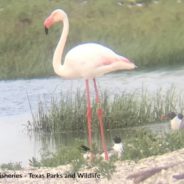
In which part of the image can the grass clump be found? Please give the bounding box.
[124,129,184,160]
[29,139,84,168]
[93,160,116,179]
[29,140,116,179]
[31,87,184,133]
[0,162,22,171]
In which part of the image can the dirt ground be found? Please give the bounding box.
[0,148,184,184]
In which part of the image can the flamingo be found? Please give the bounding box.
[44,9,137,160]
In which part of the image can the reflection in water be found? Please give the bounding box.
[0,67,183,166]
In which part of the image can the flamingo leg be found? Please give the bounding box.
[93,78,109,160]
[85,80,92,148]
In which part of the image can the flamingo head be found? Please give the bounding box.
[44,9,67,34]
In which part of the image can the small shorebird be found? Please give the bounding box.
[80,145,95,162]
[161,112,184,130]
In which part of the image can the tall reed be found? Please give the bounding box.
[31,87,184,133]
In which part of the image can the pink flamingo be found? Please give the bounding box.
[44,9,137,160]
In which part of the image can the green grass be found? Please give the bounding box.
[124,129,184,160]
[43,130,184,162]
[30,87,184,133]
[0,0,184,79]
[29,141,115,179]
[0,162,22,170]
[26,128,184,179]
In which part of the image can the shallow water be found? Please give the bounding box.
[0,67,183,166]
[1,66,184,118]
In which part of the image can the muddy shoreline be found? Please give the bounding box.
[0,149,184,184]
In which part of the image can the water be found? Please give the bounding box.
[0,115,41,166]
[1,66,184,118]
[0,67,184,166]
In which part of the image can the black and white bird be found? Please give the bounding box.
[161,112,184,130]
[100,136,124,159]
[80,145,94,161]
[80,136,124,161]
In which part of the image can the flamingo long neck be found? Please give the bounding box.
[53,13,69,77]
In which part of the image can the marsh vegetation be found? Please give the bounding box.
[31,88,184,132]
[0,0,184,79]
[22,129,184,179]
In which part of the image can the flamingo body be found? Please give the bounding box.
[64,43,135,79]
